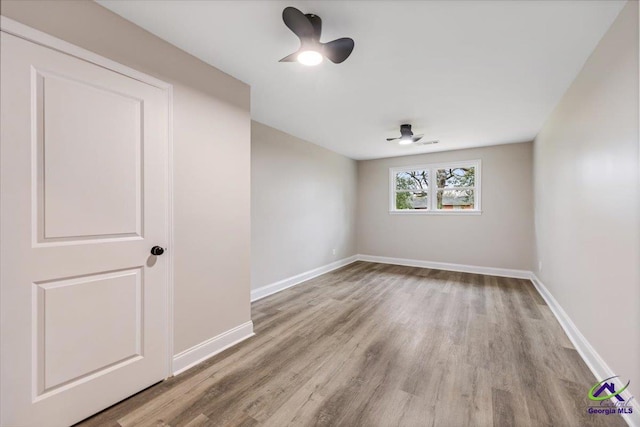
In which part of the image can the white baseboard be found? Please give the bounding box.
[251,254,530,303]
[529,274,638,427]
[172,321,254,376]
[251,255,359,302]
[357,254,531,279]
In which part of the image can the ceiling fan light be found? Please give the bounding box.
[297,50,323,66]
[398,137,413,145]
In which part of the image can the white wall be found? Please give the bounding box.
[251,121,358,290]
[2,0,252,355]
[357,142,534,270]
[533,0,639,393]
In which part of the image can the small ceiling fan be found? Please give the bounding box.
[280,6,355,66]
[387,124,438,146]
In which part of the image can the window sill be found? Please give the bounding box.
[389,210,482,216]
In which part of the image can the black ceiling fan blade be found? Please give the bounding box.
[279,51,299,62]
[305,14,322,41]
[282,7,315,41]
[322,38,355,64]
[412,134,424,142]
[386,137,400,142]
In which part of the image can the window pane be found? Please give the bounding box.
[396,170,429,191]
[436,167,475,188]
[396,191,429,210]
[436,189,474,210]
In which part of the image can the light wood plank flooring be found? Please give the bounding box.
[77,262,625,427]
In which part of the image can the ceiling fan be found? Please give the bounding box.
[387,124,438,146]
[280,6,355,66]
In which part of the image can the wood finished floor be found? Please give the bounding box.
[77,262,625,427]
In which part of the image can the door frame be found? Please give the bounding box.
[0,16,175,380]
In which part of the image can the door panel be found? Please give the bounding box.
[38,268,143,393]
[37,70,143,241]
[1,32,169,427]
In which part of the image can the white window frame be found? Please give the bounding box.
[389,160,482,215]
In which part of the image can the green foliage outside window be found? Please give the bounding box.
[395,171,428,209]
[396,192,412,209]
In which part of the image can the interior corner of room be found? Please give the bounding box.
[0,0,638,426]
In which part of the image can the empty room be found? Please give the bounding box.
[0,1,638,426]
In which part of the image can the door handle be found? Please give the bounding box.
[150,246,165,256]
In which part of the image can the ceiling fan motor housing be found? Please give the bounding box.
[400,124,413,136]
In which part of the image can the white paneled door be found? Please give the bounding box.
[1,30,170,427]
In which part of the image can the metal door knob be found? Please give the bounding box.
[150,246,165,256]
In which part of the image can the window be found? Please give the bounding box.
[389,160,481,214]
